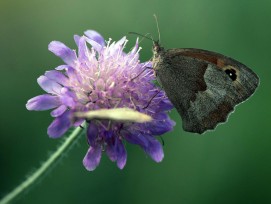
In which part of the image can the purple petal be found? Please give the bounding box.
[155,99,174,111]
[78,37,89,61]
[104,131,114,140]
[55,65,69,70]
[147,114,175,135]
[59,87,76,108]
[106,138,118,162]
[130,38,139,55]
[66,66,82,84]
[50,105,67,117]
[124,131,149,147]
[127,38,139,62]
[106,137,127,169]
[47,110,71,138]
[73,118,84,127]
[26,94,60,111]
[85,38,103,53]
[116,139,127,169]
[87,123,99,146]
[115,36,126,47]
[73,35,81,47]
[48,41,77,66]
[45,70,69,86]
[152,112,168,120]
[84,30,105,47]
[145,136,164,162]
[124,131,164,162]
[83,146,102,171]
[37,76,62,95]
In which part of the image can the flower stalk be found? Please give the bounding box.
[0,124,85,204]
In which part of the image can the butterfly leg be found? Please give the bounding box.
[130,66,152,81]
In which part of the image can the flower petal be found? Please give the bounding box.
[37,75,62,95]
[84,30,105,52]
[50,105,67,117]
[55,65,69,70]
[106,137,127,169]
[26,94,60,111]
[155,99,174,111]
[127,38,139,63]
[85,38,103,53]
[47,110,71,138]
[84,30,105,47]
[87,122,99,146]
[78,36,89,62]
[59,87,76,108]
[144,135,164,162]
[130,37,139,55]
[73,35,81,47]
[124,131,163,162]
[106,138,118,162]
[147,114,175,135]
[48,41,77,66]
[83,146,102,171]
[124,131,149,147]
[66,66,83,84]
[115,36,126,47]
[45,70,69,86]
[116,139,127,169]
[73,118,84,127]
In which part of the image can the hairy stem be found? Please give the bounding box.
[0,123,85,204]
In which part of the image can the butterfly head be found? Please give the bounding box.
[152,41,164,58]
[153,41,163,52]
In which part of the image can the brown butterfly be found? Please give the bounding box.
[152,44,259,134]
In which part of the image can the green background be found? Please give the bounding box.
[1,0,270,203]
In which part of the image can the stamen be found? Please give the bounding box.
[108,81,115,89]
[129,47,142,65]
[130,95,137,109]
[117,39,128,59]
[106,38,112,49]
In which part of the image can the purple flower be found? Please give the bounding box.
[26,30,175,171]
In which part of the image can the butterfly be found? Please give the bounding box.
[152,42,259,134]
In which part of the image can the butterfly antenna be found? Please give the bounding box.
[138,33,152,44]
[153,14,161,43]
[128,32,154,42]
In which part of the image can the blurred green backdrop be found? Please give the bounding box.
[1,0,271,203]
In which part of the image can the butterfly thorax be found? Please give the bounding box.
[152,42,165,71]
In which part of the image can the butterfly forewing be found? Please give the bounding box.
[153,47,259,134]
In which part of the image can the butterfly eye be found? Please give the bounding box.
[225,68,237,81]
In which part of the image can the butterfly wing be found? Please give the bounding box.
[155,48,259,134]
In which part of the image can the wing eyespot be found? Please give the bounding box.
[225,68,237,81]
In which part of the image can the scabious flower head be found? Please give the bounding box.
[26,30,175,171]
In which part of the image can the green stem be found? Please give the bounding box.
[0,123,85,204]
